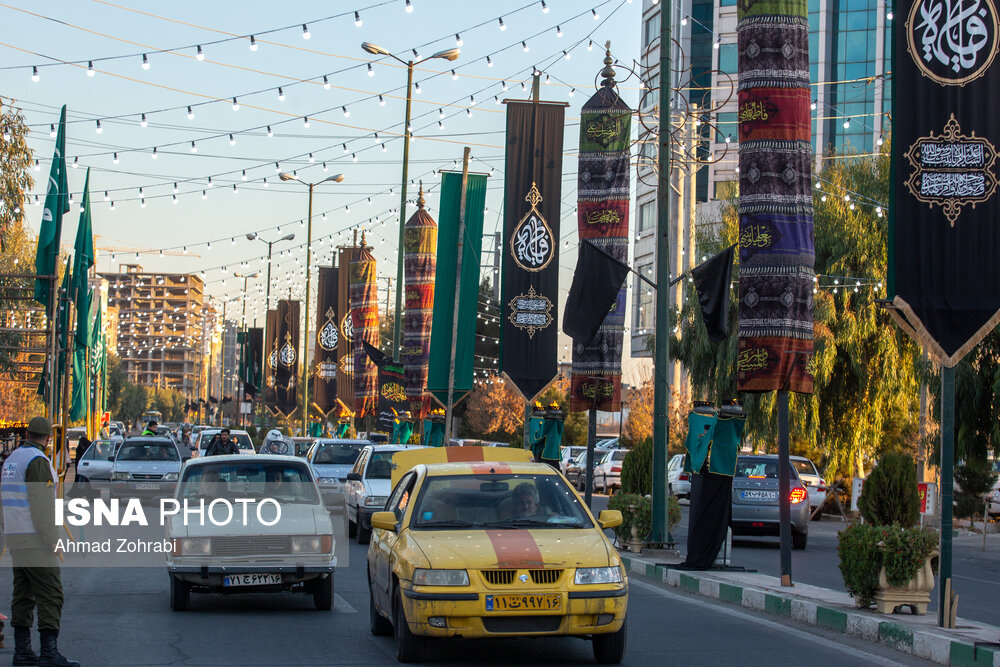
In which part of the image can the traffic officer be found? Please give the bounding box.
[1,416,79,667]
[140,420,157,436]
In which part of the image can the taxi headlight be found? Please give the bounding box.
[162,473,178,481]
[178,537,211,556]
[413,568,469,587]
[111,471,132,481]
[364,495,388,507]
[574,566,623,585]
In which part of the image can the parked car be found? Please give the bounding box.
[72,439,123,498]
[594,448,628,494]
[790,455,827,516]
[730,455,810,549]
[566,450,590,490]
[344,444,424,545]
[559,446,587,476]
[192,429,255,458]
[668,453,691,499]
[306,439,370,505]
[110,437,184,501]
[165,454,335,611]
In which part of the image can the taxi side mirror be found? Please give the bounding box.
[346,472,362,482]
[371,511,397,532]
[598,510,622,529]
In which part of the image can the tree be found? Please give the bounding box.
[672,145,921,480]
[461,377,524,442]
[0,98,33,248]
[624,374,691,453]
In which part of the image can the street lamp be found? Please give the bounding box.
[277,171,345,435]
[361,41,460,360]
[246,231,295,315]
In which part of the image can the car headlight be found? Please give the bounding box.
[162,473,178,481]
[111,471,132,481]
[364,495,388,507]
[177,537,211,556]
[574,566,623,585]
[413,569,469,586]
[291,535,333,553]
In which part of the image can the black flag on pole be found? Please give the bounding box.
[563,240,630,343]
[691,245,735,343]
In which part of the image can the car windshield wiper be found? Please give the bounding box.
[481,518,581,528]
[415,520,473,528]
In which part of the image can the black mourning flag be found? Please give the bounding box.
[691,245,735,343]
[563,240,630,342]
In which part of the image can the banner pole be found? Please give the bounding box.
[778,389,793,586]
[938,365,955,627]
[444,147,471,444]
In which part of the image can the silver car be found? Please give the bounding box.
[72,439,122,498]
[731,455,810,549]
[559,446,587,476]
[594,448,628,493]
[668,453,692,499]
[306,439,370,505]
[111,437,184,501]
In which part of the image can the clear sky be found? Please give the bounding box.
[6,0,651,376]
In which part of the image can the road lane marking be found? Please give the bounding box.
[334,593,357,613]
[630,578,905,665]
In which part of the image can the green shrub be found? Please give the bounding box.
[668,495,681,532]
[607,493,643,542]
[837,524,938,606]
[858,452,920,527]
[954,462,997,519]
[606,492,678,543]
[621,437,652,495]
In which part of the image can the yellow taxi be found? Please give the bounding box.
[367,447,628,663]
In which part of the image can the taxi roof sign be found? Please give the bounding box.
[391,446,533,487]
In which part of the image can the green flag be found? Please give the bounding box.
[39,260,72,406]
[70,171,95,422]
[34,105,69,308]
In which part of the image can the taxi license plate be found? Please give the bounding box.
[223,574,282,587]
[485,594,561,612]
[742,489,776,500]
[133,483,159,490]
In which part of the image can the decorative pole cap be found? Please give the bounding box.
[600,41,616,88]
[417,181,425,208]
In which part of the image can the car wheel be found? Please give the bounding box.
[357,519,372,545]
[592,617,627,664]
[169,575,189,611]
[312,574,333,610]
[393,587,425,663]
[792,530,808,550]
[370,583,392,636]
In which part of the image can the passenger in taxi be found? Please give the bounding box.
[511,483,545,519]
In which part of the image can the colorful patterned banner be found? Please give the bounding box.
[336,247,360,414]
[350,244,379,417]
[887,0,1000,365]
[263,308,278,414]
[274,300,300,417]
[313,266,340,416]
[499,100,565,401]
[570,62,631,413]
[427,172,488,407]
[402,188,437,415]
[736,0,815,393]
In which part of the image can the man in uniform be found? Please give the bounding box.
[140,420,157,436]
[1,417,79,667]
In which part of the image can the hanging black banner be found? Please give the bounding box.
[243,327,264,396]
[889,0,1000,365]
[336,247,360,414]
[499,100,566,401]
[263,309,278,414]
[313,266,340,417]
[274,300,300,418]
[363,340,409,432]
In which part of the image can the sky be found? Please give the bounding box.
[5,0,652,379]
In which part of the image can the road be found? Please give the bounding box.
[590,495,1000,628]
[0,522,933,665]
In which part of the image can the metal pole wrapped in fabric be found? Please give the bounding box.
[313,266,340,417]
[336,247,361,415]
[499,99,566,401]
[401,187,437,417]
[569,46,631,413]
[274,300,300,418]
[350,243,379,417]
[736,0,815,393]
[263,309,278,414]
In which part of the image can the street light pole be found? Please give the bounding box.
[246,232,296,313]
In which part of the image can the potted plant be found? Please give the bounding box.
[839,452,938,614]
[608,493,680,553]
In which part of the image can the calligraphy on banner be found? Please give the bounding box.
[510,184,554,271]
[313,266,341,417]
[906,0,999,86]
[263,309,278,413]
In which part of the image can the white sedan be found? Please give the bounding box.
[344,444,425,545]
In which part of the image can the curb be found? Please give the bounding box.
[620,555,999,666]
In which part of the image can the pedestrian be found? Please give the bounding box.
[0,416,80,667]
[205,428,239,457]
[140,420,157,436]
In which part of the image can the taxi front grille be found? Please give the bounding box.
[480,570,516,585]
[211,536,290,557]
[482,615,561,633]
[529,569,562,584]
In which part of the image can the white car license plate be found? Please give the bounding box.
[223,573,282,587]
[742,489,776,500]
[133,483,159,490]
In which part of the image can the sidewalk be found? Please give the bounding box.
[621,551,1000,666]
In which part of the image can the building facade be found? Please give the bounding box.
[100,264,205,394]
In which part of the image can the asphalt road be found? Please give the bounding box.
[0,523,935,665]
[590,494,1000,628]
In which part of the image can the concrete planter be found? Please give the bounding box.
[872,553,936,615]
[628,524,643,554]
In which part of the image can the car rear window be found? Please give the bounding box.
[314,442,365,465]
[611,451,627,462]
[793,460,818,477]
[199,432,253,450]
[735,458,796,479]
[118,442,178,461]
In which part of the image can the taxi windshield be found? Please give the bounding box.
[410,474,593,530]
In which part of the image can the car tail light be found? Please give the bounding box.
[817,486,826,493]
[790,487,808,504]
[611,465,621,473]
[679,473,689,481]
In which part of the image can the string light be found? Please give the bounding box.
[49,124,55,137]
[499,16,506,30]
[141,53,150,70]
[87,61,95,76]
[187,106,194,119]
[151,146,158,158]
[354,11,363,26]
[277,87,285,101]
[95,119,103,133]
[232,97,239,111]
[486,55,493,67]
[541,0,549,11]
[31,66,39,82]
[302,24,310,40]
[367,63,374,77]
[249,35,258,51]
[266,125,273,137]
[112,152,119,164]
[196,45,204,60]
[342,105,350,117]
[522,41,529,52]
[556,25,563,37]
[592,8,599,19]
[379,94,385,106]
